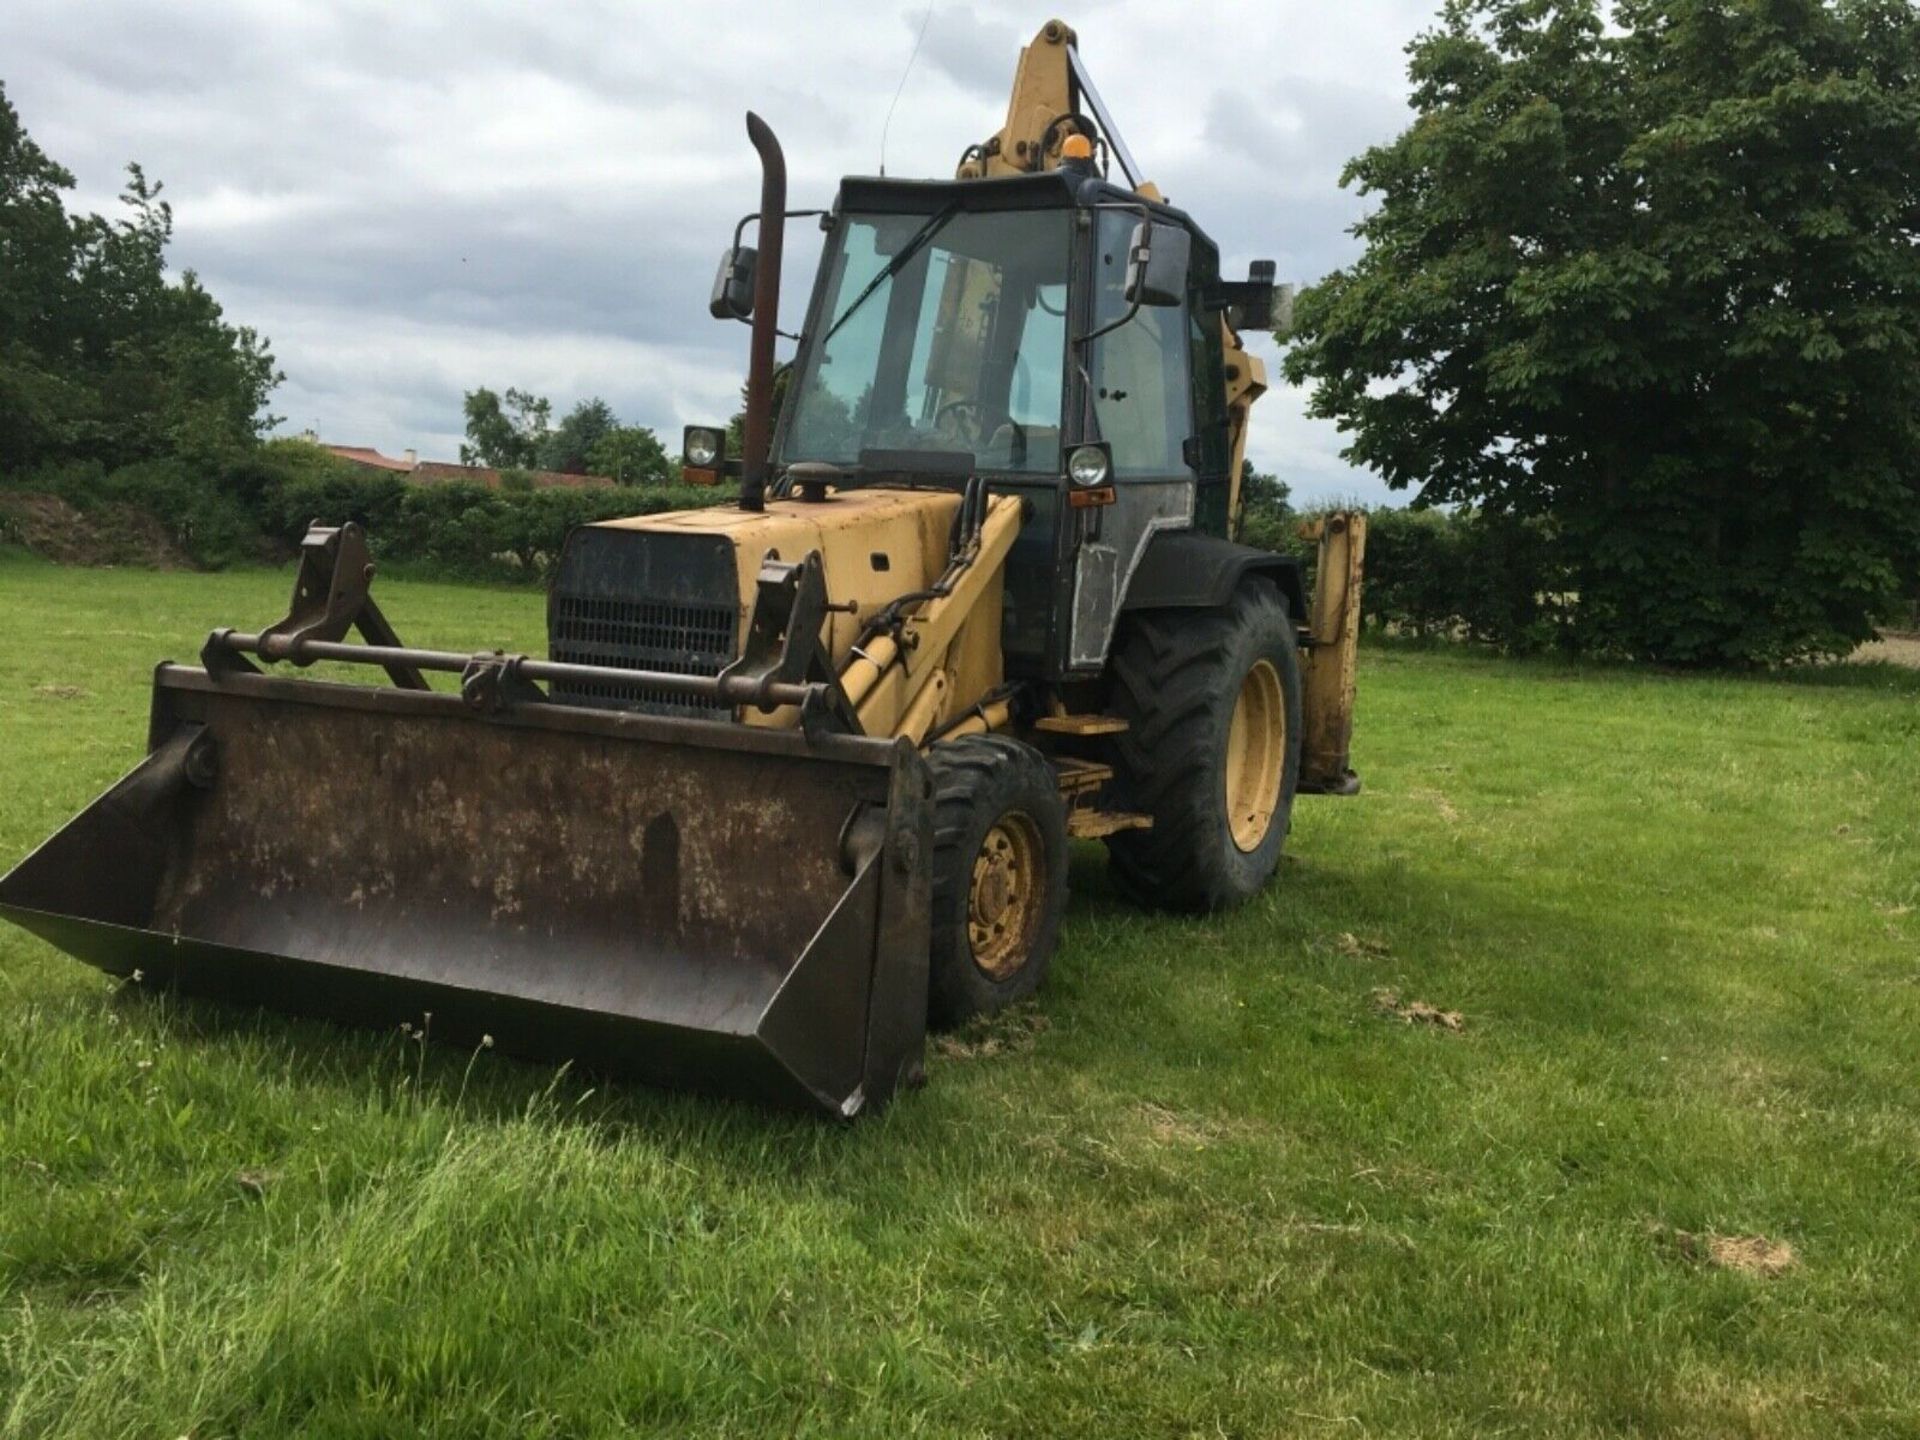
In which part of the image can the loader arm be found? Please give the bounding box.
[841,495,1023,746]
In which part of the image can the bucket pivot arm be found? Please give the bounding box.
[205,522,428,691]
[720,551,862,738]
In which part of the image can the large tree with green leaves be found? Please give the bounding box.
[586,424,673,484]
[0,83,279,474]
[537,396,617,474]
[1284,0,1920,665]
[458,386,550,469]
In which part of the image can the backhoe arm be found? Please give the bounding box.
[956,20,1082,180]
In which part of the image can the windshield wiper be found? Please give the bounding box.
[821,203,962,345]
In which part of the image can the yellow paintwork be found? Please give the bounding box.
[957,18,1168,206]
[1225,656,1285,851]
[958,20,1078,179]
[1299,512,1367,791]
[838,495,1019,742]
[1223,323,1268,533]
[593,490,1017,743]
[598,488,956,661]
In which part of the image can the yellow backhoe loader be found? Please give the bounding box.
[0,20,1365,1116]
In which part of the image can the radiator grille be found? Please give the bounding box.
[548,594,738,717]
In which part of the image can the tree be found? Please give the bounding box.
[725,365,794,459]
[537,396,617,474]
[0,85,280,473]
[587,424,674,484]
[459,386,550,469]
[1283,0,1920,665]
[1234,464,1295,550]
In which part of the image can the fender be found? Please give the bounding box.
[1118,530,1307,620]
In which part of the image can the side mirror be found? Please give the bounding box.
[1123,221,1190,308]
[1227,260,1279,331]
[1269,282,1297,342]
[709,245,758,321]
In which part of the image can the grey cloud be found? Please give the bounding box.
[2,0,1441,500]
[914,6,1024,101]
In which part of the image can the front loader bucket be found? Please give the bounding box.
[0,666,933,1117]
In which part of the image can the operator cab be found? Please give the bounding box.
[774,173,1227,504]
[701,169,1276,680]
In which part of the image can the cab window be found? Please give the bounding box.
[1089,209,1192,478]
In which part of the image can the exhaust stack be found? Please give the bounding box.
[739,112,786,513]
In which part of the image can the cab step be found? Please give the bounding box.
[1050,756,1152,839]
[1034,713,1129,736]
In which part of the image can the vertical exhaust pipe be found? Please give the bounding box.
[740,112,786,513]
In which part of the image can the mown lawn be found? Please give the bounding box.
[2,551,1918,1438]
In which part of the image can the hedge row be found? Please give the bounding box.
[12,446,1906,646]
[1245,502,1571,654]
[1,440,727,581]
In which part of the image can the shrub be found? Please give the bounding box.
[1271,503,1569,655]
[1,437,729,583]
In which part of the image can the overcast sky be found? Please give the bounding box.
[3,0,1437,503]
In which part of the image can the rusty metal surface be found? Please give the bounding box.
[0,666,932,1116]
[738,112,786,513]
[205,631,825,713]
[255,522,428,690]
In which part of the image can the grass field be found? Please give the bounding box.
[3,550,1919,1438]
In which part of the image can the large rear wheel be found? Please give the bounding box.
[1106,580,1303,911]
[925,735,1069,1029]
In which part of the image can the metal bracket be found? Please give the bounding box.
[200,626,262,679]
[460,652,547,715]
[253,522,430,691]
[719,550,863,737]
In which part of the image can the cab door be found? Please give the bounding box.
[1066,208,1202,672]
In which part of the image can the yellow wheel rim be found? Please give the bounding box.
[1224,658,1286,853]
[968,813,1043,979]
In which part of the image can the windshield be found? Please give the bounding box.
[781,208,1071,472]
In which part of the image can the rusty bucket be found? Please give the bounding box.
[0,664,932,1116]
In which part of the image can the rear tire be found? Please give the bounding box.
[925,735,1069,1029]
[1106,580,1303,912]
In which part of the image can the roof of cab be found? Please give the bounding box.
[833,171,1215,253]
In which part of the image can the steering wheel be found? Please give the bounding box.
[935,398,984,444]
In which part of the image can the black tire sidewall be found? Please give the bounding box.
[926,737,1070,1029]
[1107,581,1304,911]
[1195,587,1303,900]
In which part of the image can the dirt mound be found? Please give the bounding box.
[0,492,189,569]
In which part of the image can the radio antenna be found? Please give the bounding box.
[879,1,935,176]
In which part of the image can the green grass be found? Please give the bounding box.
[2,553,1918,1438]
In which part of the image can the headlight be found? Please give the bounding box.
[683,425,723,469]
[1067,443,1112,488]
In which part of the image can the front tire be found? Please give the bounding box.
[1106,580,1304,912]
[925,736,1069,1029]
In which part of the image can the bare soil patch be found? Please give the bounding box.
[1656,1223,1800,1277]
[0,491,188,569]
[1134,1100,1224,1148]
[933,1005,1050,1061]
[1371,987,1465,1031]
[1334,932,1393,960]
